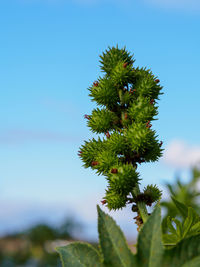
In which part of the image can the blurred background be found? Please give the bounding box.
[1,0,200,266]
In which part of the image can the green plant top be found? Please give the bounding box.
[78,46,163,225]
[57,47,200,267]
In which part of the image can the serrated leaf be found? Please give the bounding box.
[172,197,188,219]
[182,256,200,267]
[137,205,163,267]
[163,235,200,267]
[97,205,135,267]
[56,242,103,267]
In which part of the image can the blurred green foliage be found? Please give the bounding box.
[0,217,81,267]
[161,167,200,233]
[2,168,200,266]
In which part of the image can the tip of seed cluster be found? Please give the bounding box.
[101,199,107,205]
[91,161,99,166]
[93,81,99,87]
[146,121,152,128]
[78,150,83,156]
[84,114,90,120]
[111,168,118,174]
[155,79,160,83]
[130,88,136,94]
[123,62,128,68]
[105,131,110,138]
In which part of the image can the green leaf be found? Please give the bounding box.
[97,205,135,267]
[167,217,177,235]
[163,207,200,246]
[172,218,182,238]
[189,221,200,236]
[56,242,103,267]
[182,208,199,238]
[137,205,163,267]
[163,235,200,267]
[162,233,178,247]
[172,197,188,219]
[189,207,200,224]
[182,256,200,267]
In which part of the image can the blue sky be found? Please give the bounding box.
[1,0,200,240]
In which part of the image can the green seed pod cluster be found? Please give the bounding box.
[133,184,162,207]
[79,46,163,210]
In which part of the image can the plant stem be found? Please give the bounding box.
[132,184,149,223]
[137,201,149,224]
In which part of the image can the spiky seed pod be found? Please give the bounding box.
[87,108,119,133]
[126,122,158,154]
[79,138,106,168]
[133,193,154,206]
[94,150,118,176]
[119,89,134,106]
[104,190,127,210]
[144,136,163,161]
[107,163,139,195]
[106,131,129,155]
[111,61,134,86]
[143,184,162,203]
[128,96,158,123]
[134,67,163,100]
[88,77,119,110]
[99,46,135,75]
[132,184,162,206]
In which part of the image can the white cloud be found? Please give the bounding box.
[144,0,200,11]
[162,140,200,168]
